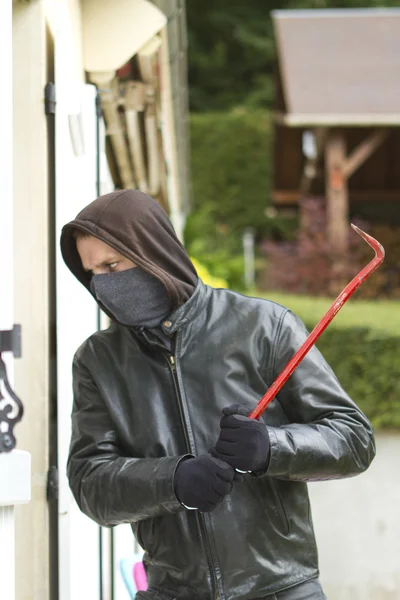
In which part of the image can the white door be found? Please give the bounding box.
[56,80,138,600]
[54,36,134,600]
[0,3,30,600]
[53,5,103,592]
[55,78,102,600]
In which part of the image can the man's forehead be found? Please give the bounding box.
[77,235,117,254]
[76,235,121,269]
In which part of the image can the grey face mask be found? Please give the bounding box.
[90,267,171,328]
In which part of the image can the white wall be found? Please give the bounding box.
[0,0,13,504]
[55,78,101,600]
[1,4,31,600]
[310,433,400,599]
[0,14,14,600]
[12,3,51,598]
[0,2,13,334]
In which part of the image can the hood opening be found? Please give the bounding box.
[60,190,198,317]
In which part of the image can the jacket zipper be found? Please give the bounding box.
[166,351,222,600]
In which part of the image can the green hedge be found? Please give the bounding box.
[262,293,400,430]
[313,327,400,431]
[186,109,292,289]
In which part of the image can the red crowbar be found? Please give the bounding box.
[249,224,385,420]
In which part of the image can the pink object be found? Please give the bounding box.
[133,562,148,591]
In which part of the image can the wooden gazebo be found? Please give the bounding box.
[271,8,400,251]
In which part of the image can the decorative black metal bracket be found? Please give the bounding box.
[0,325,23,453]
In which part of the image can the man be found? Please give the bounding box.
[61,189,375,600]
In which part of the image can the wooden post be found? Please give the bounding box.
[325,131,349,253]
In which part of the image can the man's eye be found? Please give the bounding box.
[108,262,118,270]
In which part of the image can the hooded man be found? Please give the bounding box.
[61,189,375,600]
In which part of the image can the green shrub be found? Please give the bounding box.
[185,109,293,289]
[312,327,400,430]
[259,292,400,430]
[190,257,228,288]
[259,197,400,300]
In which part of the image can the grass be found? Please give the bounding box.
[254,291,400,337]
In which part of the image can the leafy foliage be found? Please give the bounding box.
[259,197,368,296]
[190,257,228,288]
[314,327,400,430]
[186,1,276,111]
[259,197,400,299]
[185,110,293,289]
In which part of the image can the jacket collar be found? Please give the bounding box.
[160,278,211,335]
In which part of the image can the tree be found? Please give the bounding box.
[186,0,279,111]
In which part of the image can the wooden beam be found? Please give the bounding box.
[350,190,400,203]
[98,78,136,189]
[343,129,389,179]
[276,112,400,127]
[325,132,348,252]
[272,190,300,205]
[273,189,400,205]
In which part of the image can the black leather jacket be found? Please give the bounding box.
[68,280,375,600]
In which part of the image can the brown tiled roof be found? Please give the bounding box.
[273,9,400,126]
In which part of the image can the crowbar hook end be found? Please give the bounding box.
[249,224,385,420]
[350,223,385,261]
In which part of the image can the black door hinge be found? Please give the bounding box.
[0,325,23,453]
[0,324,21,358]
[45,82,56,115]
[47,466,59,501]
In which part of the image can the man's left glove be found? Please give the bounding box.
[213,404,271,473]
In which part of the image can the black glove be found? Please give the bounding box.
[174,454,235,512]
[213,404,270,473]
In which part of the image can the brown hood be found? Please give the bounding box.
[60,189,198,311]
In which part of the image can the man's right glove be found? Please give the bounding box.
[174,454,235,512]
[213,404,271,473]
